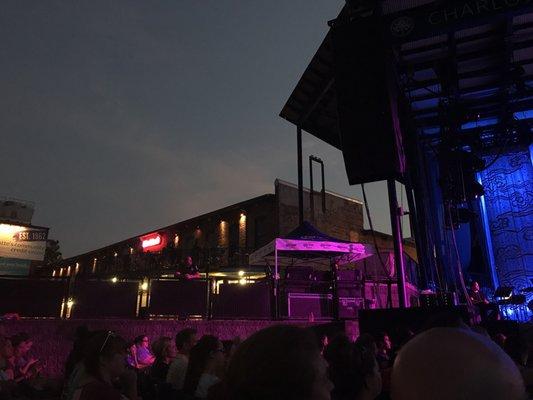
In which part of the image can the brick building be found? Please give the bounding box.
[51,179,416,280]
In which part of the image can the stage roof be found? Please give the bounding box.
[280,0,533,150]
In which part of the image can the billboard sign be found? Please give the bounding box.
[0,257,31,276]
[0,223,48,261]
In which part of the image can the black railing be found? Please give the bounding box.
[46,246,257,280]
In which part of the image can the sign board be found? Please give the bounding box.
[0,223,48,261]
[140,233,165,252]
[0,257,31,276]
[385,0,533,43]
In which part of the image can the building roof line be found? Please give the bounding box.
[61,179,364,263]
[275,179,363,204]
[61,193,275,262]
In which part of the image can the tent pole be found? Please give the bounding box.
[332,258,339,320]
[274,246,279,319]
[309,156,315,224]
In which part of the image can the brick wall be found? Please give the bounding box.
[276,180,364,240]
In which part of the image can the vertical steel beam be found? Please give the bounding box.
[388,179,407,308]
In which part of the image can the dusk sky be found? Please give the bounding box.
[1,1,409,257]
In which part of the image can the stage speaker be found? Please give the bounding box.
[338,282,363,298]
[338,297,364,319]
[336,269,360,282]
[287,293,333,320]
[285,266,314,281]
[332,15,406,184]
[420,293,438,308]
[212,280,272,319]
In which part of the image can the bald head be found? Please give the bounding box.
[392,328,525,400]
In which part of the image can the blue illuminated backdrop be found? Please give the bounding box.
[478,146,533,319]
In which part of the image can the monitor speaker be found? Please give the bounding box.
[332,16,406,184]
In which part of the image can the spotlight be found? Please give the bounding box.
[464,180,485,199]
[111,277,118,283]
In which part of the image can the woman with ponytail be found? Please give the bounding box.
[183,335,225,399]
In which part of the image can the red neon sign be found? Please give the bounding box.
[141,234,161,249]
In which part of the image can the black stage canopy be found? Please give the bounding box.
[281,0,533,151]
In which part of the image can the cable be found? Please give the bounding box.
[447,204,473,307]
[399,182,404,235]
[361,184,391,277]
[442,206,457,293]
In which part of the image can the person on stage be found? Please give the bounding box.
[175,256,201,279]
[468,281,489,304]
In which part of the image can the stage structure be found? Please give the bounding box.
[281,1,533,319]
[249,221,374,318]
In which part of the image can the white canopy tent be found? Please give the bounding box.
[248,222,375,318]
[249,237,374,272]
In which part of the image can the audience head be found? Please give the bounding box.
[0,336,14,359]
[84,330,128,382]
[134,335,149,348]
[504,334,529,367]
[183,335,225,396]
[214,325,333,400]
[152,336,176,363]
[176,328,198,355]
[375,332,392,352]
[324,334,352,372]
[319,334,329,354]
[222,339,239,361]
[10,333,32,356]
[325,334,380,400]
[394,326,415,348]
[470,325,490,338]
[493,332,507,348]
[355,334,378,356]
[471,281,480,292]
[391,327,526,400]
